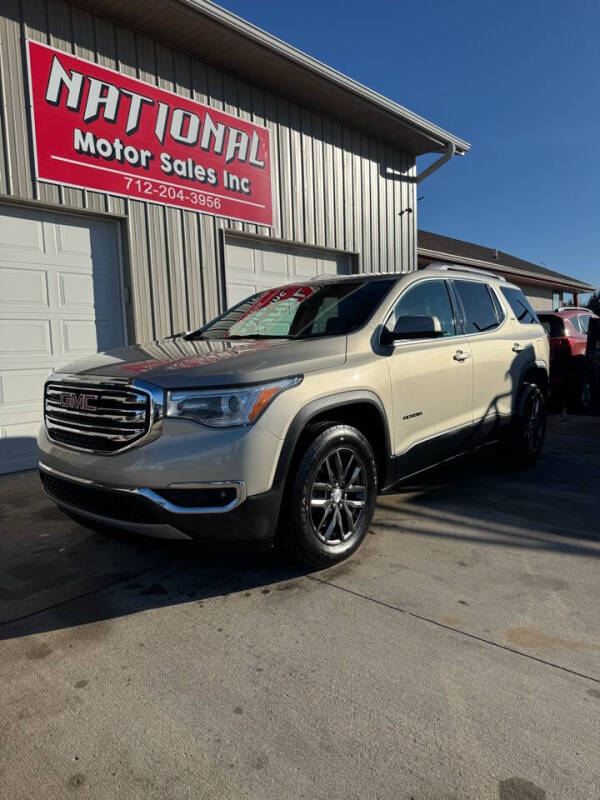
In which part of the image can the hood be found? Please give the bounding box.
[55,335,347,389]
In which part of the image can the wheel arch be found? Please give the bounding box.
[272,390,393,496]
[521,359,549,397]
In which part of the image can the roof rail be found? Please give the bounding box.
[309,271,406,281]
[423,261,506,281]
[557,306,587,312]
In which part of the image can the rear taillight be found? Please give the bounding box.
[559,337,573,355]
[550,337,572,366]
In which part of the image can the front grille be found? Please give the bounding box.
[41,472,161,524]
[44,380,151,453]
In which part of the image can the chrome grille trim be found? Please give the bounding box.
[44,407,146,431]
[46,387,147,405]
[44,376,164,454]
[46,419,146,439]
[44,402,147,424]
[39,462,247,515]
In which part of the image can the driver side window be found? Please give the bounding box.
[385,279,456,338]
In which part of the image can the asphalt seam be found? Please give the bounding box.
[309,574,600,685]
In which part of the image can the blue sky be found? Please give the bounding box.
[220,0,599,290]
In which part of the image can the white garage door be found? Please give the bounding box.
[0,206,126,474]
[224,235,354,306]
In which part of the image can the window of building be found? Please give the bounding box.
[552,292,561,309]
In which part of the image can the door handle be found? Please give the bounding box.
[453,350,471,362]
[512,343,525,352]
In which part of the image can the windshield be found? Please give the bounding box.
[189,279,395,340]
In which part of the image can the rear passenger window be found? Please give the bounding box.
[454,280,501,334]
[500,287,540,325]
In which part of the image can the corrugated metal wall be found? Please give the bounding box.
[0,0,417,342]
[521,284,554,312]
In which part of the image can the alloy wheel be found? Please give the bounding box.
[524,394,544,454]
[309,447,368,545]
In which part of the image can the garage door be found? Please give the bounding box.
[0,207,126,474]
[224,235,354,306]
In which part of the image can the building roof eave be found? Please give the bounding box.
[74,0,470,156]
[417,247,596,293]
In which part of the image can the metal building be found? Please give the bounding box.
[0,0,468,473]
[417,231,596,311]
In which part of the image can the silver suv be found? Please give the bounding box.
[38,265,549,566]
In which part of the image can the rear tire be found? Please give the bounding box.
[500,383,546,467]
[281,424,378,568]
[570,365,593,414]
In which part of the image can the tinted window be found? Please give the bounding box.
[538,314,565,338]
[454,280,500,333]
[576,315,591,334]
[193,279,395,340]
[386,280,456,338]
[500,287,540,325]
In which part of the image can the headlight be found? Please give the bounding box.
[166,377,301,427]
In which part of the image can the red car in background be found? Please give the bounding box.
[538,307,598,411]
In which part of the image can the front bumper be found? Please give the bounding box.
[37,417,282,497]
[39,463,281,543]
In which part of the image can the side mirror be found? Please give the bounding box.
[381,314,443,345]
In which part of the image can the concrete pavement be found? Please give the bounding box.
[1,415,599,799]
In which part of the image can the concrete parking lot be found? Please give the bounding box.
[1,415,599,800]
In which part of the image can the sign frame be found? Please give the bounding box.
[25,39,274,226]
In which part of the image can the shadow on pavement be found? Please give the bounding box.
[376,415,600,556]
[1,415,598,642]
[0,470,307,641]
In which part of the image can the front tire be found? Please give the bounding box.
[283,424,378,567]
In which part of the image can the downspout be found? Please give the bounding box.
[406,141,459,273]
[416,142,457,183]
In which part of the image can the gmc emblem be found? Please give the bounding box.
[59,392,98,411]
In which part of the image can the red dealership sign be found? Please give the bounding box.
[26,40,273,225]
